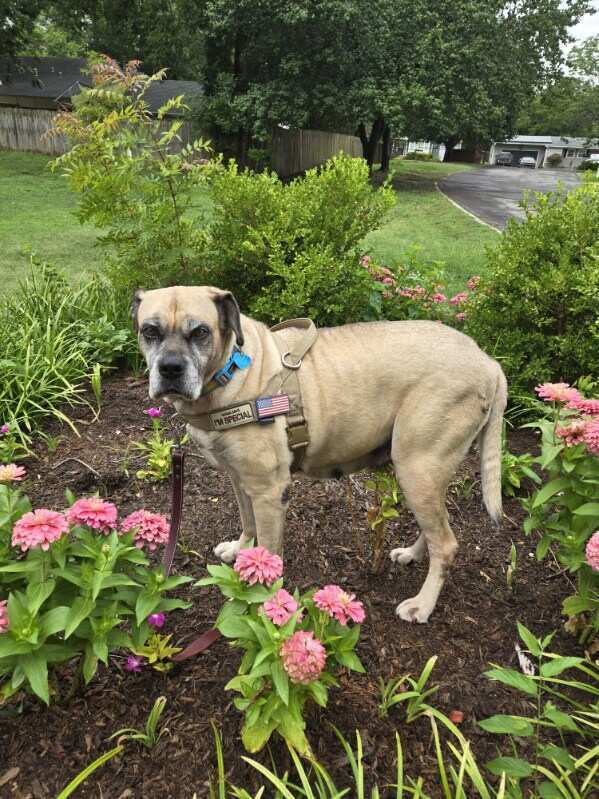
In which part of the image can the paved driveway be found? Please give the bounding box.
[439,167,580,230]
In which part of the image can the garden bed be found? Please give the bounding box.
[0,374,579,798]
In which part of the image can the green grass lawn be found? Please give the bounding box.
[0,151,498,296]
[0,150,102,290]
[366,159,500,294]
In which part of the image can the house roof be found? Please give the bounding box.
[0,56,202,113]
[498,134,599,148]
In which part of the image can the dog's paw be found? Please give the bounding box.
[390,546,422,566]
[214,539,242,563]
[395,596,432,624]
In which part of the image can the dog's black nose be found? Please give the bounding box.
[158,355,184,379]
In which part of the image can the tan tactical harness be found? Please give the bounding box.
[180,318,318,470]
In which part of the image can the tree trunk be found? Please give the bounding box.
[442,138,459,162]
[380,125,391,172]
[358,117,385,171]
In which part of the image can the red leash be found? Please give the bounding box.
[162,447,220,661]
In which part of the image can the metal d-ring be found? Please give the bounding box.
[281,351,302,369]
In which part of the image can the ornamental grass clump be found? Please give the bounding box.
[0,480,192,705]
[196,547,366,755]
[523,382,599,642]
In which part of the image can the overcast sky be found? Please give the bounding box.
[570,1,599,41]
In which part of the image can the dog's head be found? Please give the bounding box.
[131,286,243,401]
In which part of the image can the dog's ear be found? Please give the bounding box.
[131,289,145,332]
[214,291,244,347]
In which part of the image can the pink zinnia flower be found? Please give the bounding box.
[556,419,588,447]
[0,464,26,482]
[125,654,145,673]
[467,276,480,289]
[432,293,446,303]
[382,291,392,299]
[567,398,599,415]
[0,423,9,434]
[381,277,395,286]
[314,584,366,625]
[413,285,426,296]
[121,509,169,550]
[66,497,118,532]
[280,631,326,684]
[234,546,283,586]
[0,600,9,633]
[585,532,599,571]
[535,383,582,404]
[147,612,166,629]
[144,407,162,418]
[398,289,414,298]
[449,292,469,306]
[12,509,68,552]
[455,312,466,322]
[583,418,599,456]
[263,589,299,625]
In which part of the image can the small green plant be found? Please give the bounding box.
[197,546,365,755]
[365,467,404,573]
[480,623,599,798]
[522,382,599,642]
[90,362,102,417]
[501,438,541,498]
[0,481,192,704]
[110,695,169,749]
[378,656,439,720]
[451,475,479,502]
[134,408,174,482]
[506,542,517,592]
[56,744,124,799]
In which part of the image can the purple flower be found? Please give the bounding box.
[147,612,166,629]
[125,654,145,673]
[144,407,162,418]
[0,424,9,435]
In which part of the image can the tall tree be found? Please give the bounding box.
[0,0,45,65]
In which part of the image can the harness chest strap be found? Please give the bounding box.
[181,319,318,469]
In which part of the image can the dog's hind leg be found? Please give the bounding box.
[390,397,485,623]
[390,534,426,565]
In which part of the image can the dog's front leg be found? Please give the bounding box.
[247,478,290,557]
[213,473,257,563]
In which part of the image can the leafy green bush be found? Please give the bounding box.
[0,263,132,453]
[466,180,599,395]
[0,481,191,704]
[546,153,562,167]
[577,159,598,172]
[402,151,433,161]
[521,382,599,642]
[200,156,395,325]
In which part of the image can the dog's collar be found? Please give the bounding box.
[200,346,252,396]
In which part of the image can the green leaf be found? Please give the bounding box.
[270,660,289,706]
[517,622,541,656]
[485,756,533,778]
[241,719,277,753]
[484,667,537,696]
[307,681,328,707]
[540,656,583,677]
[562,594,591,615]
[538,744,575,769]
[573,502,599,516]
[532,478,570,509]
[538,782,562,799]
[218,616,254,640]
[26,580,56,614]
[65,596,95,639]
[478,715,534,736]
[134,591,161,625]
[542,704,580,732]
[40,606,70,638]
[21,652,49,704]
[82,645,98,684]
[0,636,33,658]
[335,650,365,672]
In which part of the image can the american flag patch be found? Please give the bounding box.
[256,394,290,420]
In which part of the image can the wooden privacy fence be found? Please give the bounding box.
[0,106,195,155]
[272,128,364,176]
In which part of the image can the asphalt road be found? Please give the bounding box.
[439,167,581,230]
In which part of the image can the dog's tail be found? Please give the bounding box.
[479,364,508,524]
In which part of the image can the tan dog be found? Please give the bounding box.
[133,285,507,623]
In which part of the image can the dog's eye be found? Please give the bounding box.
[142,326,161,342]
[190,325,210,341]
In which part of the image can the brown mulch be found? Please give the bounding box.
[0,374,580,798]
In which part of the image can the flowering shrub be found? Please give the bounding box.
[359,254,479,326]
[522,382,599,641]
[0,478,192,704]
[196,546,366,754]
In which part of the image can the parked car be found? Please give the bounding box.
[518,156,536,168]
[495,151,513,166]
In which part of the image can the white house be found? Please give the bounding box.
[489,135,599,169]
